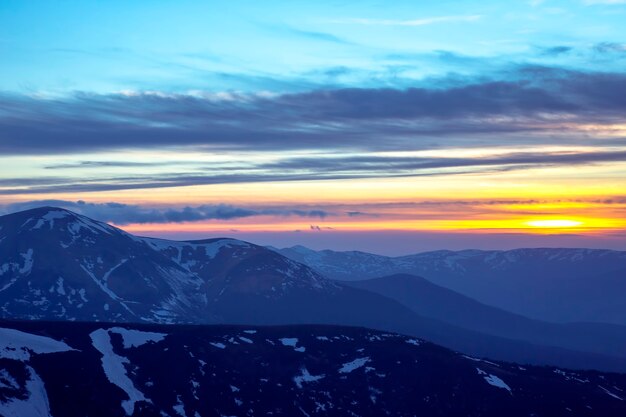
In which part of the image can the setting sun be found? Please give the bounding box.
[526,220,584,228]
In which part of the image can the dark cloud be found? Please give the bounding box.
[1,68,625,156]
[538,45,573,56]
[593,42,626,54]
[310,225,334,231]
[346,211,376,217]
[2,200,332,225]
[265,150,626,172]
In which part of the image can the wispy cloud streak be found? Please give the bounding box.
[331,15,482,26]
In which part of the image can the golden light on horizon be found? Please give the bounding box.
[526,219,584,228]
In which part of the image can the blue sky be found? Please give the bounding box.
[2,0,625,94]
[1,0,626,254]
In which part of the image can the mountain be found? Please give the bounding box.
[273,246,626,325]
[3,207,626,372]
[0,206,206,324]
[2,320,626,417]
[346,274,626,360]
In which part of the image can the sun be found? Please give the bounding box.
[526,219,583,228]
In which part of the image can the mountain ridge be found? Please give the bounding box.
[273,245,626,325]
[3,206,626,372]
[345,273,626,360]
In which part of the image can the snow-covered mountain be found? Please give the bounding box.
[3,207,626,372]
[0,207,207,324]
[0,207,340,325]
[274,245,626,325]
[2,319,626,417]
[144,236,338,301]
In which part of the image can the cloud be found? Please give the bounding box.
[593,42,626,54]
[538,45,573,56]
[5,197,625,228]
[2,148,626,195]
[1,68,626,157]
[266,150,626,172]
[280,26,353,44]
[44,161,164,169]
[346,211,376,217]
[331,15,482,26]
[583,0,626,5]
[310,225,334,231]
[2,200,332,224]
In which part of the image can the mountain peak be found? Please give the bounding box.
[0,205,123,240]
[13,205,74,219]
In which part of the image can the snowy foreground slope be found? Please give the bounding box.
[1,320,626,417]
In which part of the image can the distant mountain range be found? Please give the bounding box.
[273,245,626,325]
[346,274,626,361]
[2,320,625,417]
[2,207,626,372]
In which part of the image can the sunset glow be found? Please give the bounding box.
[526,220,584,229]
[1,0,625,254]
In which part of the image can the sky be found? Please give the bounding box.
[1,0,626,255]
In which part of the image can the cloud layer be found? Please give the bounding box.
[2,148,625,195]
[3,200,330,225]
[1,68,625,156]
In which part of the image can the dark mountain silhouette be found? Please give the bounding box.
[346,274,626,360]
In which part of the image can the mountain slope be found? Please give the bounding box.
[0,207,206,323]
[274,246,626,325]
[346,274,626,360]
[139,237,626,371]
[144,237,339,305]
[2,320,626,417]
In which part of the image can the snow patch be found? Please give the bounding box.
[279,338,305,352]
[0,327,74,361]
[31,210,68,230]
[173,395,187,416]
[55,277,66,295]
[0,366,51,417]
[80,260,137,317]
[599,386,623,401]
[90,328,151,415]
[19,249,34,275]
[339,357,371,374]
[108,327,167,348]
[477,368,512,393]
[293,368,325,388]
[463,355,500,367]
[0,370,19,390]
[203,239,250,259]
